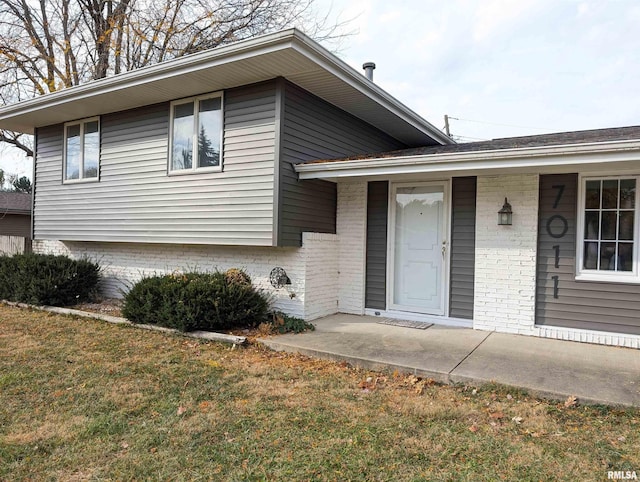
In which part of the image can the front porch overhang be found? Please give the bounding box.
[295,138,640,181]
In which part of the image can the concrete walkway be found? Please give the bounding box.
[259,314,640,407]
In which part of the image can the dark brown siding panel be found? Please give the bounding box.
[365,181,389,310]
[279,80,405,246]
[0,214,31,237]
[449,177,476,319]
[536,174,640,335]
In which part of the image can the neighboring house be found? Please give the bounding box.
[0,29,639,348]
[0,192,32,238]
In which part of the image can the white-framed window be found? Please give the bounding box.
[63,117,100,182]
[577,175,639,281]
[169,92,223,173]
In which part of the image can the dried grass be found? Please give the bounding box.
[1,304,638,481]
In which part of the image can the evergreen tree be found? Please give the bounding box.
[198,125,219,167]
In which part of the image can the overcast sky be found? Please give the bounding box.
[322,0,640,141]
[2,0,639,179]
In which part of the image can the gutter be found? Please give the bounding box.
[295,138,640,179]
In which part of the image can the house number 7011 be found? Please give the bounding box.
[547,184,567,299]
[546,184,569,299]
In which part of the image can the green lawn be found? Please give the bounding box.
[1,304,638,481]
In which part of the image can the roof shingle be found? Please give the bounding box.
[0,192,32,215]
[300,125,640,164]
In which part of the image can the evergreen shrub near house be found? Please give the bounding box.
[0,253,100,306]
[121,269,270,332]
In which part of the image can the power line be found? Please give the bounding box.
[451,135,490,142]
[446,116,554,132]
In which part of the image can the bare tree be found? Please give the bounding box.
[0,0,349,156]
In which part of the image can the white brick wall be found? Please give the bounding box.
[337,181,367,314]
[34,239,305,316]
[473,174,539,334]
[33,237,339,321]
[301,232,339,320]
[533,324,640,349]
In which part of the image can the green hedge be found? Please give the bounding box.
[121,269,270,332]
[0,253,100,306]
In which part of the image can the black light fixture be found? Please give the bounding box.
[498,197,513,225]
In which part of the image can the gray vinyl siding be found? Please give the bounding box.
[278,80,405,246]
[449,177,476,320]
[33,82,277,246]
[0,214,31,238]
[365,181,389,310]
[536,174,640,335]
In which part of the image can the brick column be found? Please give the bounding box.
[473,174,539,334]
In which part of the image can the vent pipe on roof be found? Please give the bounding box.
[362,62,376,81]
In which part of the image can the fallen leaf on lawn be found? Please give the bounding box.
[407,375,420,385]
[468,425,478,433]
[512,416,523,424]
[506,394,513,400]
[177,406,186,415]
[564,395,577,408]
[198,401,210,411]
[150,447,157,453]
[121,442,129,449]
[206,360,222,368]
[490,411,504,419]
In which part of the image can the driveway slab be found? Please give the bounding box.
[450,332,640,406]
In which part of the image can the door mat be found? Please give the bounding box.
[376,318,432,329]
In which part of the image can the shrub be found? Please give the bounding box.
[269,311,315,334]
[121,269,270,332]
[0,253,100,306]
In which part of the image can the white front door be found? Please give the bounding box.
[389,182,448,315]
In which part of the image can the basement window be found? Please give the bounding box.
[577,176,639,282]
[63,117,100,182]
[169,92,223,173]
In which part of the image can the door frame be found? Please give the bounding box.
[386,180,451,316]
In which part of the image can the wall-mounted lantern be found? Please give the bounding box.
[498,198,513,225]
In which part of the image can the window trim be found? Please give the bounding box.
[168,91,224,175]
[62,116,101,184]
[575,174,640,283]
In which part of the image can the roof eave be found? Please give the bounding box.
[3,209,31,215]
[0,28,449,146]
[295,138,640,179]
[291,33,453,146]
[0,29,299,134]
